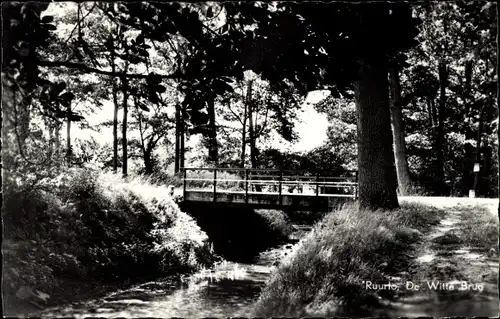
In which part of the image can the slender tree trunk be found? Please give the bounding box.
[247,80,258,169]
[112,89,119,172]
[48,122,54,159]
[388,66,412,195]
[110,38,119,173]
[435,60,448,195]
[19,96,31,148]
[241,81,250,168]
[180,108,185,169]
[354,59,399,210]
[121,76,129,177]
[473,111,484,195]
[174,103,180,173]
[249,111,259,169]
[247,80,261,191]
[207,97,218,165]
[426,98,433,129]
[143,149,153,175]
[66,104,72,164]
[54,122,61,160]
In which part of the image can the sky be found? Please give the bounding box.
[73,90,330,154]
[291,91,330,152]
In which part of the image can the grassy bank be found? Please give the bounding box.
[2,168,218,315]
[253,202,446,317]
[451,204,498,252]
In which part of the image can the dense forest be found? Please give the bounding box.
[1,1,498,315]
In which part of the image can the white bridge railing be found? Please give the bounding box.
[180,167,358,203]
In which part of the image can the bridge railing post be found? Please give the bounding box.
[245,169,249,203]
[279,171,283,206]
[355,171,359,200]
[213,168,217,202]
[316,172,319,198]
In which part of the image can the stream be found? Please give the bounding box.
[37,225,312,318]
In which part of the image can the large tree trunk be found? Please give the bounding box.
[435,60,448,195]
[388,66,412,195]
[121,76,129,177]
[497,1,500,217]
[354,59,399,210]
[174,103,180,173]
[207,97,218,165]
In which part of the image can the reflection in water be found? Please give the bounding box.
[40,262,272,318]
[38,226,307,319]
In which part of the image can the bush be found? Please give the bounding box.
[254,209,294,238]
[3,167,217,312]
[254,202,444,317]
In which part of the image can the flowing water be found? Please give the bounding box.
[37,226,312,318]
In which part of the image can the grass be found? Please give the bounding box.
[254,209,294,238]
[253,202,446,317]
[2,168,217,315]
[451,204,498,253]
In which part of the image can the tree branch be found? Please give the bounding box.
[225,101,244,125]
[64,3,98,45]
[38,59,180,79]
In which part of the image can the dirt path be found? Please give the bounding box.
[379,198,499,317]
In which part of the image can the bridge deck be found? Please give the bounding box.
[180,167,358,211]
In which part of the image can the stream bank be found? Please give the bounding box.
[30,219,312,318]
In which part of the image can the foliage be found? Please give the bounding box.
[3,168,217,309]
[254,209,294,238]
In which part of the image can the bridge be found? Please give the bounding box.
[180,167,358,212]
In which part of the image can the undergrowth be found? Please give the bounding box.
[253,202,445,317]
[2,168,217,314]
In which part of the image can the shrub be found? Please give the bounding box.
[254,209,294,237]
[3,167,217,311]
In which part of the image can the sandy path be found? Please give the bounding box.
[378,197,499,317]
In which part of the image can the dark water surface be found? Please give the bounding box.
[37,226,311,318]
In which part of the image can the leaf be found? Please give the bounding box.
[206,6,213,18]
[41,15,54,23]
[45,24,57,31]
[60,92,75,102]
[68,113,85,122]
[156,85,166,93]
[53,82,67,95]
[137,101,150,112]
